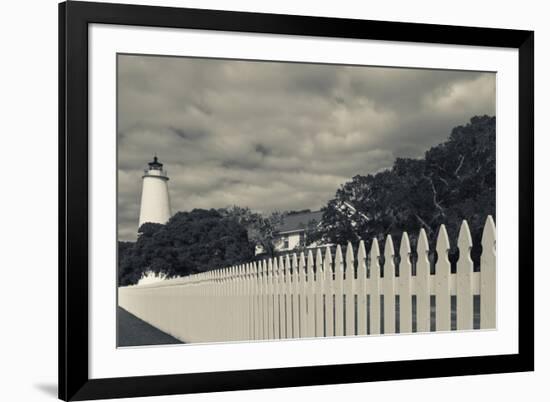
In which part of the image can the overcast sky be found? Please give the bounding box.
[117,54,495,241]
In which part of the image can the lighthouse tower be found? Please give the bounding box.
[138,156,172,229]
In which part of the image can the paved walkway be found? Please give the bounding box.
[117,307,183,347]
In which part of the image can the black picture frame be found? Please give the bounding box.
[59,1,534,400]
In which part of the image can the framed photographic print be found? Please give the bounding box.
[59,1,534,400]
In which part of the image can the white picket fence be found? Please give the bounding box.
[118,216,496,344]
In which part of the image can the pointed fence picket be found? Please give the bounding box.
[435,225,451,332]
[324,247,334,337]
[382,236,396,334]
[356,240,367,336]
[369,238,381,335]
[344,243,355,337]
[334,245,344,337]
[480,216,496,329]
[118,217,497,344]
[286,256,292,338]
[398,233,412,334]
[306,250,316,338]
[314,248,324,337]
[457,220,474,331]
[299,252,308,338]
[416,228,431,333]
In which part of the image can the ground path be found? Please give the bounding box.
[117,307,183,346]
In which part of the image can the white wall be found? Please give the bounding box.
[256,232,302,254]
[0,0,547,401]
[276,231,302,252]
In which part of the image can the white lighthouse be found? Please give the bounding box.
[138,156,172,230]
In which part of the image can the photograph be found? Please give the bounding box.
[116,54,497,346]
[50,1,537,400]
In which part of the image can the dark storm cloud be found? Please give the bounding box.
[117,54,495,241]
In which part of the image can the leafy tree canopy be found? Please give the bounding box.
[118,209,254,286]
[307,115,496,267]
[218,206,283,258]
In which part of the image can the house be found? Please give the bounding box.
[274,210,324,251]
[254,210,324,255]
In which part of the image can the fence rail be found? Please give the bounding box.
[118,216,496,344]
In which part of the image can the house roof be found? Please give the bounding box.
[275,210,324,234]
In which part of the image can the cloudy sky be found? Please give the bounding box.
[117,54,495,241]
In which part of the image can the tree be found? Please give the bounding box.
[118,241,141,286]
[118,209,254,285]
[218,206,283,257]
[309,115,496,268]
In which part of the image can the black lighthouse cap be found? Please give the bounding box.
[148,156,163,169]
